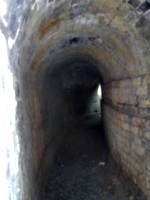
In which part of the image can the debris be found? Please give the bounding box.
[99,161,105,166]
[129,195,134,200]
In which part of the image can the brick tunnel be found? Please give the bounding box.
[1,0,150,199]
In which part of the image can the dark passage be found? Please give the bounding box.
[39,60,139,200]
[43,124,134,200]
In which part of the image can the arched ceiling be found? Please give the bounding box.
[2,0,150,84]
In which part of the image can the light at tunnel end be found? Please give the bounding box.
[97,85,101,96]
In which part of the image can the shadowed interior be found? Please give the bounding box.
[1,0,150,199]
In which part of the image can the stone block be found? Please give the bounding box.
[146,160,150,171]
[146,180,150,190]
[142,74,150,84]
[138,174,143,181]
[123,122,130,131]
[130,164,138,176]
[131,117,147,127]
[144,131,150,139]
[137,85,147,95]
[130,125,139,135]
[133,77,141,86]
[137,146,145,156]
[147,84,150,96]
[133,176,137,185]
[138,107,148,116]
[129,105,138,115]
[134,162,143,173]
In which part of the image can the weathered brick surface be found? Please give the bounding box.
[1,0,150,199]
[103,102,150,198]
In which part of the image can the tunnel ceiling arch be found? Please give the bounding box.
[4,0,150,83]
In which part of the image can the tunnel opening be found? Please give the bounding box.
[34,55,135,199]
[35,56,109,197]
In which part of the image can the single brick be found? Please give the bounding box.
[130,125,139,135]
[134,162,143,173]
[133,77,141,86]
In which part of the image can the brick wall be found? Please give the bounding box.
[102,74,150,198]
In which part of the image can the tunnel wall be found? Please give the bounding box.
[102,75,150,197]
[1,0,150,199]
[103,104,150,195]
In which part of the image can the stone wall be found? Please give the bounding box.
[103,102,150,197]
[102,74,150,198]
[1,0,150,199]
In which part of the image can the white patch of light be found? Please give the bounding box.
[0,1,8,27]
[98,85,101,96]
[0,30,20,200]
[1,17,8,27]
[8,37,14,49]
[0,1,7,16]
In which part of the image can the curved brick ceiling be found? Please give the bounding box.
[3,0,150,83]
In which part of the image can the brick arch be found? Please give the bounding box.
[1,0,150,199]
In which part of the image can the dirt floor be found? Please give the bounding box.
[43,123,138,200]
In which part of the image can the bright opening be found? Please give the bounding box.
[0,17,20,200]
[97,85,101,97]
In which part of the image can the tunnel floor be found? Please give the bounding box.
[43,123,135,200]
